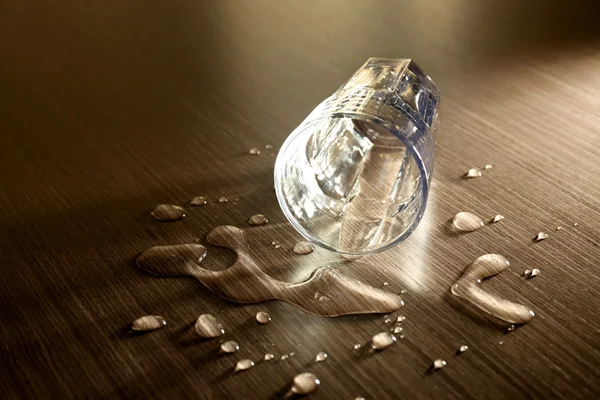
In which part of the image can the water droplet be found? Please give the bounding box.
[392,326,403,334]
[293,241,315,255]
[432,359,446,370]
[271,240,281,249]
[371,332,396,350]
[264,353,275,361]
[484,164,493,170]
[465,168,482,178]
[382,282,389,287]
[190,196,208,206]
[249,148,260,155]
[383,317,392,324]
[131,315,166,332]
[290,372,320,395]
[458,344,469,353]
[355,397,366,400]
[218,197,228,203]
[396,316,406,323]
[528,268,540,278]
[498,341,504,345]
[556,226,562,231]
[280,354,289,361]
[289,352,296,357]
[534,232,548,242]
[314,351,328,363]
[194,314,224,338]
[151,204,185,221]
[353,344,362,350]
[400,289,407,294]
[492,214,504,223]
[220,340,240,354]
[451,254,535,324]
[234,359,255,373]
[256,311,271,324]
[522,269,531,277]
[265,144,273,149]
[507,324,515,332]
[249,214,269,226]
[574,222,579,227]
[453,212,484,232]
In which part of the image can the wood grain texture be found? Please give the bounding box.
[2,0,600,398]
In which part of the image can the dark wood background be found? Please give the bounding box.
[2,0,600,398]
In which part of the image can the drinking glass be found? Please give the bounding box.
[274,58,440,254]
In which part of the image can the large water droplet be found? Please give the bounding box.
[131,315,166,332]
[249,214,269,226]
[151,204,185,221]
[371,332,396,350]
[194,314,224,338]
[234,359,255,373]
[453,212,484,232]
[465,168,482,178]
[220,341,240,354]
[534,232,548,242]
[451,254,535,324]
[256,311,271,324]
[290,372,320,395]
[293,241,315,255]
[314,351,328,363]
[190,196,208,206]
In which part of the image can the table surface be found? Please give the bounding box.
[2,1,600,398]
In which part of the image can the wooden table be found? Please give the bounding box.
[2,1,600,398]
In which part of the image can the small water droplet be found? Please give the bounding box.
[396,316,406,323]
[400,289,407,294]
[289,352,296,357]
[453,212,484,232]
[249,214,269,226]
[271,240,281,249]
[498,341,504,345]
[492,214,504,223]
[574,222,579,227]
[392,326,403,334]
[256,311,271,324]
[190,196,208,206]
[218,197,228,203]
[264,353,275,361]
[534,232,548,242]
[220,340,240,354]
[432,359,446,370]
[315,351,328,363]
[383,317,392,324]
[290,372,320,395]
[556,226,562,231]
[249,148,260,155]
[353,344,362,350]
[293,241,315,255]
[382,282,389,287]
[465,168,482,178]
[522,269,532,277]
[194,314,224,338]
[484,164,493,170]
[355,397,366,400]
[507,324,515,332]
[151,204,185,221]
[371,332,396,350]
[265,144,273,149]
[458,344,469,353]
[528,268,540,278]
[280,354,289,361]
[131,315,166,332]
[234,359,255,373]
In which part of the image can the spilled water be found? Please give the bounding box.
[451,254,535,325]
[137,225,404,317]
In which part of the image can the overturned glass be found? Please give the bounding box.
[275,58,440,254]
